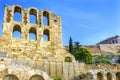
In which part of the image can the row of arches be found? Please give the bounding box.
[14,6,49,25]
[13,25,50,41]
[97,72,120,80]
[3,74,44,80]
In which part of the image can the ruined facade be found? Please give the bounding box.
[0,5,120,80]
[1,5,74,61]
[97,35,120,45]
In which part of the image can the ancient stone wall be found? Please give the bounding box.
[99,44,120,54]
[0,58,120,80]
[1,4,120,80]
[83,45,101,55]
[0,5,75,61]
[0,58,84,80]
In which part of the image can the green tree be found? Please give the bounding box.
[69,37,73,54]
[93,54,111,64]
[73,41,92,64]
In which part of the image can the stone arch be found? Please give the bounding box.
[79,74,86,79]
[29,74,44,80]
[64,57,72,62]
[28,69,52,80]
[14,5,22,22]
[86,72,94,80]
[3,74,19,80]
[116,72,120,80]
[43,11,49,26]
[97,72,103,80]
[106,72,112,80]
[29,27,37,40]
[29,8,37,24]
[43,29,50,41]
[12,24,21,38]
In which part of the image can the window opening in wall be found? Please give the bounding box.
[43,11,49,26]
[54,20,57,23]
[29,9,37,24]
[112,40,115,44]
[14,6,22,22]
[29,28,37,40]
[43,29,49,41]
[14,12,21,22]
[30,14,36,24]
[29,33,36,40]
[43,34,49,41]
[13,30,21,38]
[43,16,48,26]
[13,25,21,38]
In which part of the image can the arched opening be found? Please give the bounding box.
[116,72,120,80]
[14,6,22,22]
[97,72,103,80]
[64,57,72,62]
[43,29,49,41]
[79,74,86,79]
[29,9,37,24]
[107,72,112,80]
[3,74,19,80]
[29,75,44,80]
[86,72,94,80]
[29,27,37,40]
[43,11,49,26]
[13,25,21,38]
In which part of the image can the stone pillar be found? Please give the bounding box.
[92,74,97,80]
[112,73,116,80]
[103,75,107,80]
[118,39,120,44]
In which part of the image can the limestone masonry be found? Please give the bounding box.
[1,4,74,61]
[0,5,120,80]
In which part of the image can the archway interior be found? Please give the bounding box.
[3,74,19,80]
[97,72,103,80]
[107,73,112,80]
[116,72,120,80]
[29,75,44,80]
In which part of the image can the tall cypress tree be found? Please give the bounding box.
[69,37,73,54]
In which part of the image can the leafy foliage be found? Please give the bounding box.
[53,75,62,80]
[64,57,72,62]
[69,37,73,54]
[93,53,115,64]
[73,41,92,64]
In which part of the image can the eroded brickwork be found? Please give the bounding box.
[1,5,74,61]
[1,5,120,80]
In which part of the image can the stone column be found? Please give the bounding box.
[92,74,97,80]
[112,73,116,80]
[103,75,107,80]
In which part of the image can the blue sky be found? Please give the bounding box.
[0,0,120,45]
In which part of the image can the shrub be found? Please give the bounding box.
[53,75,62,80]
